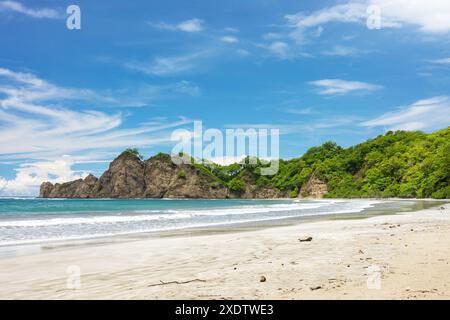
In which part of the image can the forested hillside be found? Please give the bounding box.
[41,127,450,199]
[206,126,450,199]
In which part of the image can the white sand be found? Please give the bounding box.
[0,204,449,299]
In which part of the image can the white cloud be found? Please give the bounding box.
[429,57,450,65]
[266,41,292,59]
[361,96,450,131]
[371,0,450,33]
[262,32,284,41]
[417,72,433,77]
[322,45,360,57]
[0,157,86,196]
[285,3,366,30]
[342,35,356,41]
[285,0,450,39]
[224,27,239,33]
[236,49,250,57]
[177,18,203,32]
[225,114,364,137]
[172,80,201,96]
[0,0,60,19]
[285,107,315,115]
[126,52,205,76]
[0,68,191,159]
[150,18,204,32]
[121,81,202,104]
[309,79,382,95]
[0,68,194,195]
[221,36,239,44]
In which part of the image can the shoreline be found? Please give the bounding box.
[0,199,442,254]
[4,196,447,200]
[0,203,449,299]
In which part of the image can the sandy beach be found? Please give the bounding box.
[0,203,449,300]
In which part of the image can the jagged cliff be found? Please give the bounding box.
[39,153,288,199]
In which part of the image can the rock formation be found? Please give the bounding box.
[299,175,328,198]
[39,152,289,199]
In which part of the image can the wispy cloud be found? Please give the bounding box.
[149,18,204,32]
[224,27,239,33]
[221,36,239,44]
[125,52,209,76]
[264,41,293,60]
[285,107,315,115]
[322,45,360,57]
[429,57,450,65]
[236,49,250,57]
[309,79,382,95]
[171,80,201,96]
[0,68,194,194]
[361,96,450,131]
[225,113,363,135]
[285,3,366,32]
[0,0,61,19]
[284,0,450,42]
[111,80,202,106]
[0,68,191,159]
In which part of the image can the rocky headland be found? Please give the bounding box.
[39,152,295,199]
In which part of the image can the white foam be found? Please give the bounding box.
[0,199,382,246]
[0,202,332,227]
[0,214,299,246]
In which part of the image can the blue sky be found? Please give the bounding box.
[0,0,450,195]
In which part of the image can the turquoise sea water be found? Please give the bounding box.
[0,197,440,246]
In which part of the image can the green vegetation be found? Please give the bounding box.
[177,170,186,179]
[272,127,450,199]
[129,127,450,199]
[209,127,449,199]
[289,187,299,198]
[149,152,172,162]
[119,148,144,160]
[228,178,246,192]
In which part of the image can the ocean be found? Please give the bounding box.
[0,197,439,247]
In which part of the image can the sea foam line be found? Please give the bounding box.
[0,201,378,228]
[0,214,301,246]
[0,203,326,227]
